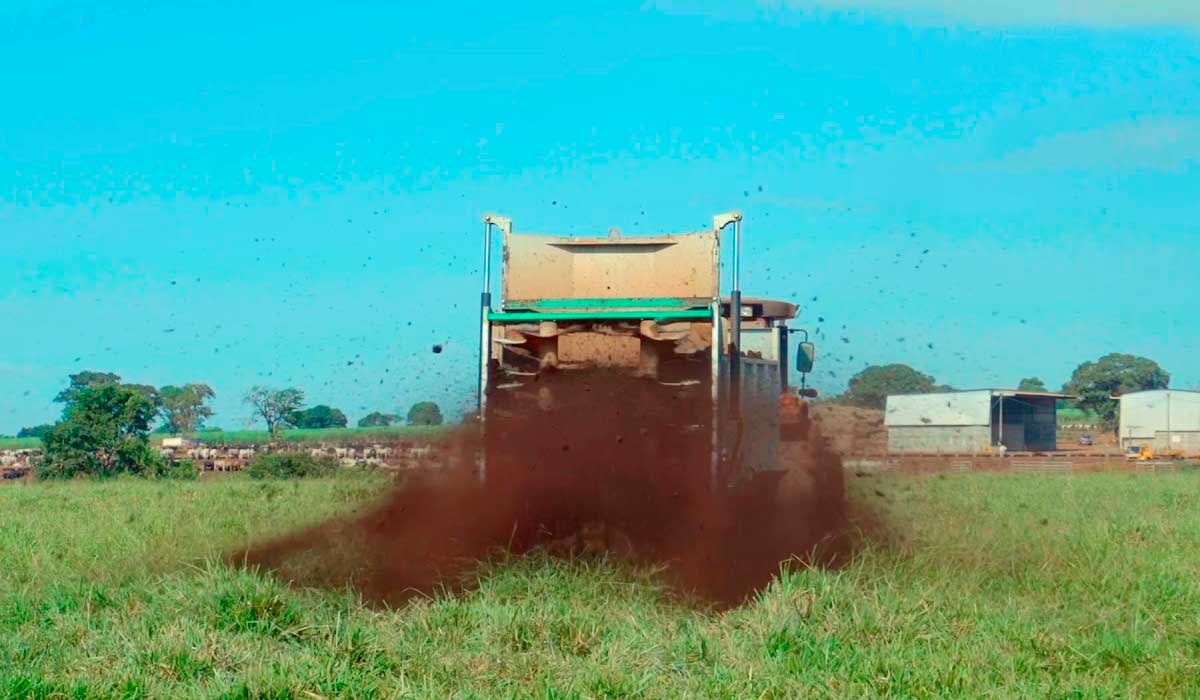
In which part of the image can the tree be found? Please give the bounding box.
[17,424,54,439]
[841,364,937,410]
[53,371,121,410]
[52,371,161,418]
[358,411,399,428]
[1018,377,1048,392]
[159,383,216,434]
[244,387,305,435]
[124,384,162,409]
[39,384,162,479]
[1064,353,1169,430]
[289,404,348,429]
[407,401,444,426]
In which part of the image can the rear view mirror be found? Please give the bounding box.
[796,341,816,374]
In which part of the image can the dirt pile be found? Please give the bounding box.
[811,404,886,456]
[234,373,851,607]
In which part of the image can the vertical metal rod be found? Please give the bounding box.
[482,221,492,295]
[477,220,494,484]
[710,211,742,489]
[710,300,722,490]
[478,221,493,414]
[733,219,742,294]
[729,219,742,420]
[998,394,1005,450]
[1166,390,1172,454]
[778,325,789,391]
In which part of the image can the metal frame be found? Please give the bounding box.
[506,297,704,310]
[478,214,512,415]
[479,211,773,490]
[488,309,711,322]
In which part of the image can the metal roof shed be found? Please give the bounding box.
[885,389,1072,454]
[1118,390,1200,454]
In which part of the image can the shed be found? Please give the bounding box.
[1118,390,1200,455]
[885,389,1071,454]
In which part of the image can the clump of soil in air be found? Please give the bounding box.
[233,372,852,607]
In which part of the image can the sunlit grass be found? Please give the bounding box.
[3,471,1199,698]
[0,437,40,450]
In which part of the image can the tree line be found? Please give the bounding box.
[11,371,447,479]
[14,371,443,440]
[242,386,442,434]
[832,352,1170,430]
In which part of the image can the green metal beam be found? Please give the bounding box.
[505,296,701,310]
[489,309,712,322]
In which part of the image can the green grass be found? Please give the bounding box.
[3,471,1200,697]
[0,437,41,450]
[1057,406,1102,425]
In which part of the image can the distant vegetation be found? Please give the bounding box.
[1057,406,1103,427]
[38,384,164,479]
[288,404,348,430]
[406,401,444,426]
[0,425,448,450]
[159,383,216,433]
[3,373,449,452]
[358,411,401,428]
[837,364,944,409]
[823,355,1172,428]
[1063,353,1169,431]
[244,386,306,435]
[17,424,53,439]
[245,451,339,479]
[1017,377,1047,392]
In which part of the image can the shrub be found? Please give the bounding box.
[407,401,444,426]
[154,459,200,481]
[17,424,53,439]
[358,411,399,428]
[245,452,338,480]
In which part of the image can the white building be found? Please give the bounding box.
[1118,390,1200,455]
[885,389,1069,454]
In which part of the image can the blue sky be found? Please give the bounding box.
[2,1,1198,432]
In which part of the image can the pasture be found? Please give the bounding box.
[2,471,1199,698]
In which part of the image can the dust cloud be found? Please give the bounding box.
[233,372,852,607]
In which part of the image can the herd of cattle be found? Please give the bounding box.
[0,439,449,479]
[169,441,447,471]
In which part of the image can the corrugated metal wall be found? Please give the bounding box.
[885,391,992,427]
[1119,391,1200,444]
[888,426,992,453]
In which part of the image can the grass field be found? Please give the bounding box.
[0,437,41,450]
[3,471,1200,698]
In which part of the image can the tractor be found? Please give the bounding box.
[471,212,840,550]
[237,212,846,606]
